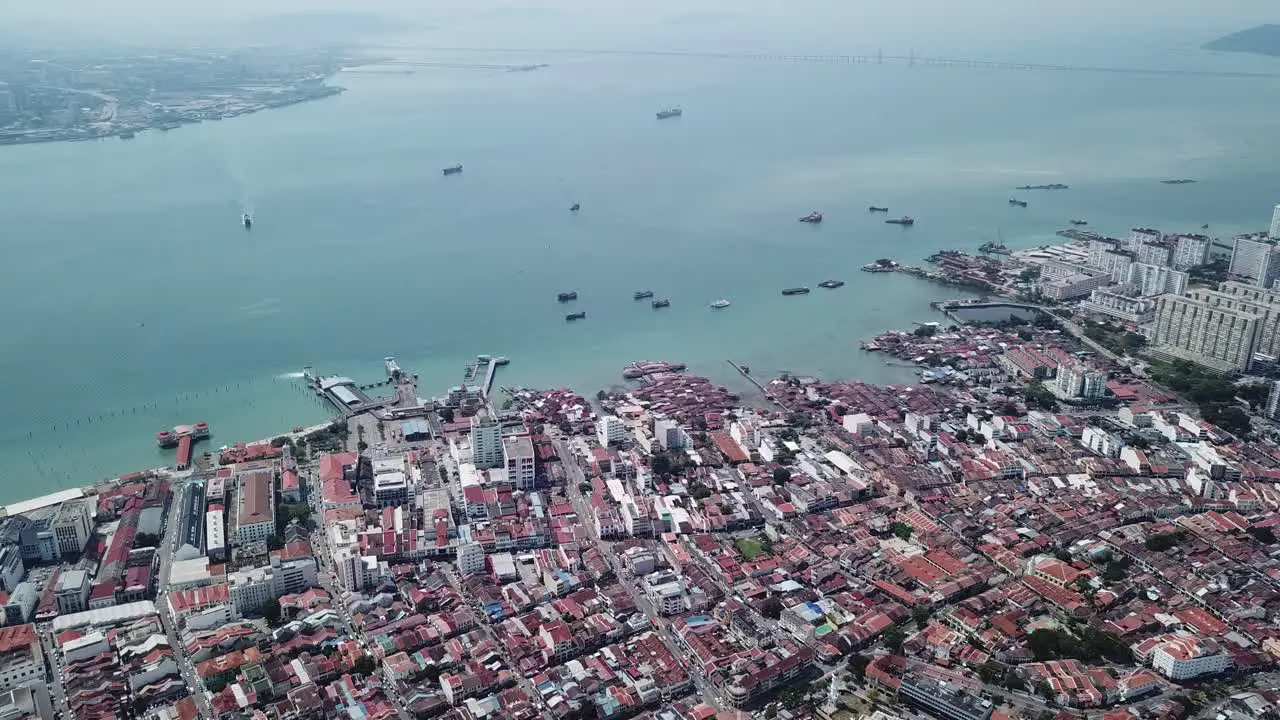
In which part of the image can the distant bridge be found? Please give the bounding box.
[408,46,1280,80]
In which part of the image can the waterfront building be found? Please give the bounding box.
[51,499,91,556]
[1128,263,1188,297]
[1148,292,1260,372]
[1125,228,1163,253]
[1136,240,1174,268]
[174,482,206,561]
[1042,272,1110,301]
[0,625,42,692]
[1229,233,1280,287]
[1087,238,1122,269]
[470,412,504,470]
[235,469,275,544]
[1271,204,1280,239]
[54,569,89,615]
[1171,234,1211,270]
[503,435,537,491]
[1080,285,1157,325]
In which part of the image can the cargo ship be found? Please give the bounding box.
[442,164,463,176]
[1009,198,1027,207]
[566,312,586,321]
[799,211,823,223]
[781,287,810,296]
[818,280,845,289]
[886,217,914,226]
[623,360,687,379]
[1161,179,1196,185]
[633,290,654,300]
[652,299,670,309]
[1016,183,1069,190]
[1070,219,1088,226]
[862,259,898,272]
[868,206,889,213]
[558,291,578,302]
[656,108,683,119]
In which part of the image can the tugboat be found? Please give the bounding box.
[565,312,586,321]
[1009,198,1028,207]
[633,290,654,300]
[242,213,252,229]
[798,211,823,223]
[557,291,578,302]
[868,206,889,213]
[442,164,463,176]
[781,287,811,296]
[818,280,845,289]
[651,299,671,309]
[710,299,731,309]
[570,203,580,212]
[1070,219,1088,226]
[886,216,915,226]
[656,108,683,119]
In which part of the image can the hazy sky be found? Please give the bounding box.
[2,0,1277,56]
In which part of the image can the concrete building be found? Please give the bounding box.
[54,569,89,615]
[333,545,377,592]
[1042,272,1110,302]
[1126,228,1163,252]
[1148,292,1261,372]
[2,584,37,626]
[899,674,993,720]
[654,419,689,451]
[469,412,504,470]
[1135,241,1174,268]
[1087,238,1122,269]
[0,683,54,720]
[1056,364,1106,399]
[502,435,537,491]
[1229,233,1280,287]
[597,415,628,447]
[1267,381,1280,421]
[0,625,42,692]
[1128,263,1188,297]
[1080,285,1157,325]
[456,542,486,576]
[642,571,686,616]
[174,481,206,561]
[226,556,317,616]
[1215,281,1280,361]
[236,469,275,544]
[1271,204,1280,239]
[0,550,21,595]
[205,507,226,562]
[1172,234,1211,270]
[372,458,409,508]
[51,499,91,557]
[1137,633,1229,680]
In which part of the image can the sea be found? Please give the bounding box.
[2,4,1280,501]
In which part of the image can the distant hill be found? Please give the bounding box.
[1204,24,1280,56]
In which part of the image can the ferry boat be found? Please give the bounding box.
[1009,198,1028,207]
[781,287,810,296]
[633,290,654,300]
[656,108,683,119]
[1070,219,1088,226]
[442,164,463,176]
[818,280,845,289]
[886,217,914,226]
[570,203,580,212]
[557,291,578,302]
[242,214,252,229]
[652,299,670,309]
[565,312,586,321]
[798,211,823,223]
[868,206,889,213]
[710,299,731,309]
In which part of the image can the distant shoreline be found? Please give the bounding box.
[1203,24,1280,57]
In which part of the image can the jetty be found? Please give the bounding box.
[726,360,786,409]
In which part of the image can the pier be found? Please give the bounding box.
[461,354,510,399]
[156,422,210,471]
[726,360,787,409]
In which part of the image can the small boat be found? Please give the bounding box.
[1070,219,1088,226]
[781,287,810,296]
[1161,178,1196,185]
[886,216,914,226]
[1009,198,1028,207]
[118,131,136,140]
[442,165,463,176]
[656,108,683,119]
[818,280,845,289]
[740,365,750,374]
[570,203,580,212]
[1201,224,1210,229]
[868,206,889,213]
[242,214,252,229]
[798,211,823,223]
[565,312,586,321]
[652,299,670,309]
[633,290,654,300]
[711,299,731,309]
[557,292,578,302]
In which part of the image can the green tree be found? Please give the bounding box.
[772,467,792,485]
[912,606,933,630]
[262,597,283,626]
[267,535,285,551]
[1144,531,1185,552]
[881,624,906,652]
[1251,526,1276,545]
[891,522,913,540]
[438,406,455,423]
[847,653,871,679]
[351,654,377,676]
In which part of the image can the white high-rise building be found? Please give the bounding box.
[470,412,504,469]
[503,435,537,490]
[1149,292,1261,372]
[1266,381,1280,421]
[1128,263,1189,297]
[1270,205,1280,239]
[1136,241,1174,268]
[1126,228,1163,252]
[1229,234,1280,287]
[456,542,486,576]
[597,415,627,447]
[1171,234,1211,270]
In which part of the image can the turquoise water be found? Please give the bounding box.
[3,16,1280,498]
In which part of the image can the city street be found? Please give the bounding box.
[155,479,216,719]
